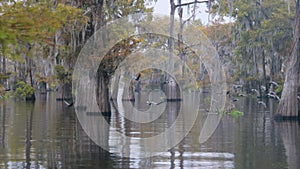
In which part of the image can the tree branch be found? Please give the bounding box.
[183,13,196,25]
[175,0,209,8]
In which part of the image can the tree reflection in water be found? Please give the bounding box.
[0,94,299,168]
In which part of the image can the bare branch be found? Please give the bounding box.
[183,13,196,25]
[175,0,209,8]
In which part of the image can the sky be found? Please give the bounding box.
[151,0,210,24]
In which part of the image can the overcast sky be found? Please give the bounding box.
[152,0,210,24]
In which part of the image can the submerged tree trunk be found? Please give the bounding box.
[111,72,120,100]
[96,70,111,116]
[276,121,300,169]
[122,76,135,101]
[276,0,300,119]
[93,0,111,115]
[25,103,34,168]
[25,45,35,100]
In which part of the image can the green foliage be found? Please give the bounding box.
[0,1,88,66]
[221,108,244,118]
[0,85,10,99]
[105,0,153,19]
[14,81,35,100]
[0,1,86,43]
[54,65,67,81]
[229,109,244,117]
[0,0,152,97]
[54,65,72,84]
[0,73,10,81]
[54,65,65,78]
[50,82,59,90]
[0,92,10,99]
[275,85,283,95]
[204,97,211,106]
[204,0,296,88]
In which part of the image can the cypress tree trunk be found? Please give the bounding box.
[276,0,300,119]
[96,70,111,116]
[111,72,120,100]
[276,121,300,169]
[94,0,110,115]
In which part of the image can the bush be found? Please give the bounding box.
[54,65,66,81]
[220,108,244,118]
[14,81,35,100]
[0,85,10,99]
[54,65,71,84]
[229,109,244,118]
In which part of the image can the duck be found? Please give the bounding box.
[251,89,260,95]
[269,81,279,87]
[146,100,165,105]
[238,93,247,97]
[267,93,280,101]
[134,73,141,81]
[227,91,239,102]
[63,100,74,107]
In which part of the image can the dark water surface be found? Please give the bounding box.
[0,93,299,168]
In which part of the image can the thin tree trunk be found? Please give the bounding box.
[29,58,34,87]
[193,0,197,21]
[2,51,6,87]
[27,57,36,100]
[262,50,268,93]
[1,45,10,89]
[287,0,291,14]
[169,0,175,73]
[276,0,300,119]
[2,54,6,75]
[177,0,185,76]
[25,44,34,87]
[167,0,177,101]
